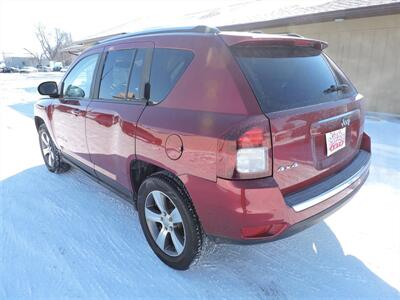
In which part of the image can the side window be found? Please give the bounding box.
[99,49,135,100]
[127,49,146,100]
[63,54,99,99]
[149,48,194,103]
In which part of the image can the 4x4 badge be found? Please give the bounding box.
[277,162,299,172]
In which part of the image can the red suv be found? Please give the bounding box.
[35,26,371,269]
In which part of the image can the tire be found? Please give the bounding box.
[38,123,70,173]
[137,172,203,270]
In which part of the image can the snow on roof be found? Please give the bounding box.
[68,0,400,52]
[190,0,400,28]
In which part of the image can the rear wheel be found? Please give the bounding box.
[138,173,203,270]
[38,124,70,173]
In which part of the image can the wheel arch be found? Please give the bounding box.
[129,158,188,201]
[130,159,166,194]
[34,116,45,131]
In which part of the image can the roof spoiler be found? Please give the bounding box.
[220,33,328,50]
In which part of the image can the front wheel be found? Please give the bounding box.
[137,173,203,270]
[38,124,70,173]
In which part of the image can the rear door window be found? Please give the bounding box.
[232,46,354,113]
[99,49,135,100]
[127,49,146,100]
[149,48,194,103]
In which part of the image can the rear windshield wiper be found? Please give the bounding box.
[323,84,349,94]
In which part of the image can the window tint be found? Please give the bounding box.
[99,49,135,100]
[325,55,357,98]
[149,48,193,103]
[232,46,345,113]
[127,49,146,100]
[63,54,99,99]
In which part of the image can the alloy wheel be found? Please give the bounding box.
[144,190,186,256]
[40,131,55,167]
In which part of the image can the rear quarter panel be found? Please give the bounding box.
[135,35,262,181]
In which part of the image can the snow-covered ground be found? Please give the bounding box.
[1,73,399,299]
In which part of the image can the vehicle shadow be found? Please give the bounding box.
[20,87,37,94]
[8,101,35,119]
[1,165,399,299]
[194,224,400,299]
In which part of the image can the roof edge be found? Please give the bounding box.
[218,2,400,31]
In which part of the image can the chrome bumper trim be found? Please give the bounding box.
[292,159,370,212]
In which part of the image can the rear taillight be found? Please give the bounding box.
[217,116,272,180]
[236,127,268,174]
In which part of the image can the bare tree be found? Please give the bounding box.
[34,24,72,62]
[23,48,44,65]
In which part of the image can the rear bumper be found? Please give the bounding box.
[180,135,371,243]
[213,163,369,244]
[273,172,367,242]
[285,149,370,212]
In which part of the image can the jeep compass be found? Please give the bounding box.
[35,26,371,269]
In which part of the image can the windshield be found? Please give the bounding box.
[232,45,355,113]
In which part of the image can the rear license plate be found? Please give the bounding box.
[326,127,346,156]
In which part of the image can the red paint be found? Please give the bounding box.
[34,30,370,242]
[165,135,183,160]
[268,101,364,194]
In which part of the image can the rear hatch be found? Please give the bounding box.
[228,35,364,194]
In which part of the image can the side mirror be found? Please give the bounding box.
[65,85,85,98]
[38,81,59,97]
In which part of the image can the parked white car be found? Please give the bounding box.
[20,66,38,73]
[37,65,52,72]
[60,66,69,72]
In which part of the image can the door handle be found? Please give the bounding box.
[71,109,80,116]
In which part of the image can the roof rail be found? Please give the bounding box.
[97,25,220,45]
[276,32,304,38]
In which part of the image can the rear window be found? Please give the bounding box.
[149,48,193,103]
[232,46,356,113]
